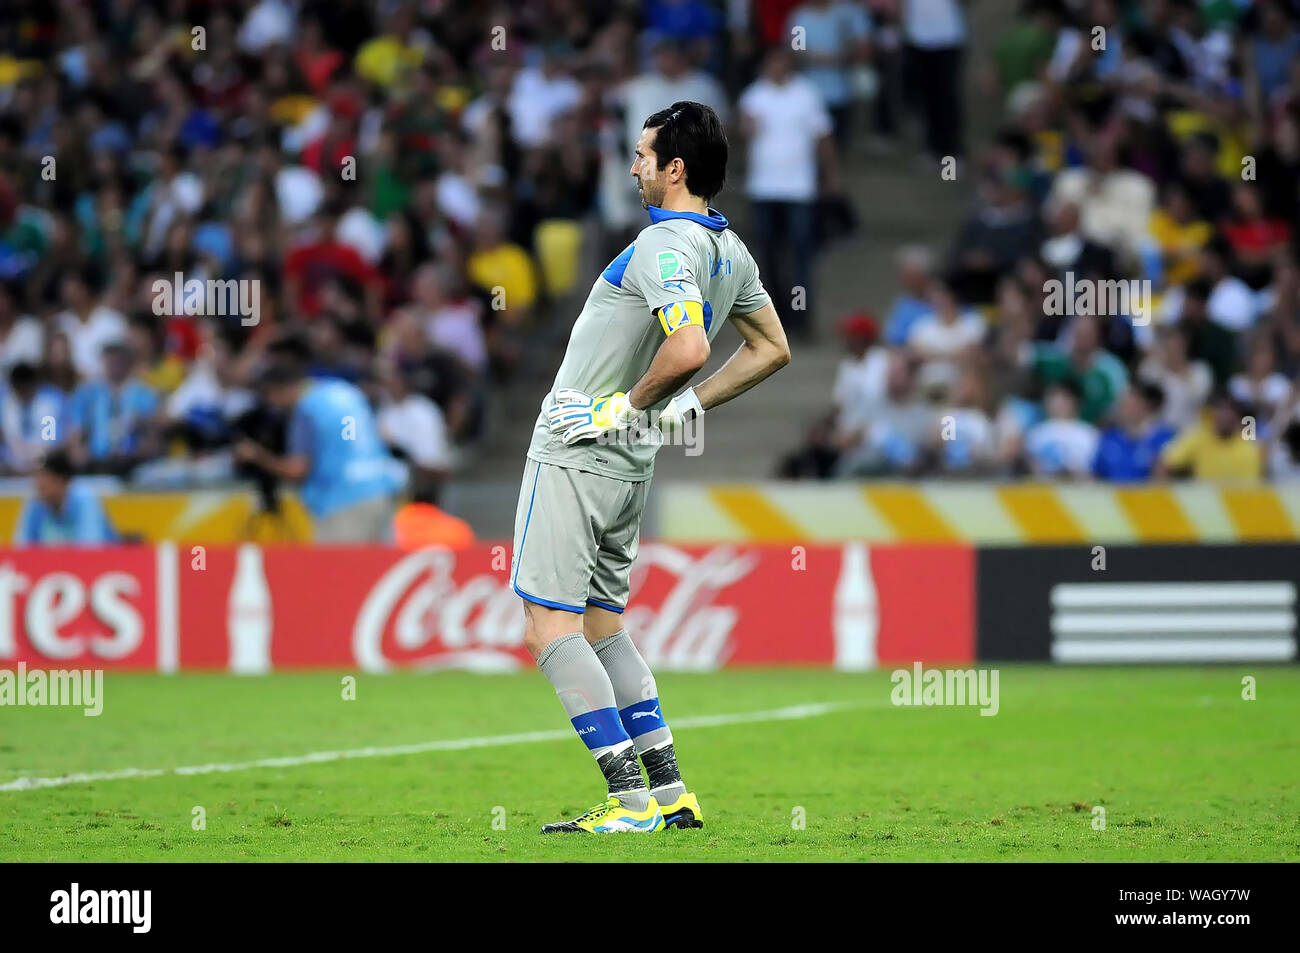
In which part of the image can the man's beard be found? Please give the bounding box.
[638,179,664,209]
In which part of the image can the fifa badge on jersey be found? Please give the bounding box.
[657,251,683,280]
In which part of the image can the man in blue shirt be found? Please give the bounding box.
[69,341,159,475]
[1093,382,1176,482]
[15,450,118,546]
[235,362,403,543]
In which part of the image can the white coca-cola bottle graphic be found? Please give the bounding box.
[228,544,273,674]
[833,542,878,670]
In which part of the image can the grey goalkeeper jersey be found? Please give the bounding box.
[528,206,771,481]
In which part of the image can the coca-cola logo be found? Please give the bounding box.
[350,544,760,672]
[0,562,144,661]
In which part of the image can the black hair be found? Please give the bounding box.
[40,449,74,481]
[1051,377,1084,402]
[9,362,38,389]
[642,101,728,202]
[1137,381,1165,412]
[259,361,305,389]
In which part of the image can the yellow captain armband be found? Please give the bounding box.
[657,300,705,336]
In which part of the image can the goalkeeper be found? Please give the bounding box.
[510,101,791,833]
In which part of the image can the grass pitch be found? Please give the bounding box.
[1,666,1296,862]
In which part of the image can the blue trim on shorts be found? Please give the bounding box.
[513,460,585,614]
[586,597,625,614]
[515,584,585,614]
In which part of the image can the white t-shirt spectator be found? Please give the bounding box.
[832,348,889,433]
[1207,275,1259,332]
[1048,168,1156,255]
[508,68,582,148]
[907,310,986,391]
[58,306,128,379]
[1138,358,1213,430]
[739,75,831,202]
[1024,418,1100,476]
[903,0,966,49]
[0,316,44,372]
[378,393,453,470]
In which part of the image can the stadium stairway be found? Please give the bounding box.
[451,0,1013,536]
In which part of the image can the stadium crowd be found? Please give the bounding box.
[0,0,889,542]
[786,0,1300,483]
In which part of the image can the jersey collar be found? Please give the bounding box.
[646,205,729,231]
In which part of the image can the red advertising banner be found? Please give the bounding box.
[0,547,161,669]
[1,543,974,671]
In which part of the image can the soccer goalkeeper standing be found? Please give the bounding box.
[511,101,791,833]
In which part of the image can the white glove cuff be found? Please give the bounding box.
[677,387,705,421]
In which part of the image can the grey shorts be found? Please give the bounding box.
[510,457,650,614]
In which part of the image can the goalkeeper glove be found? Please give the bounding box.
[546,388,643,445]
[657,386,705,431]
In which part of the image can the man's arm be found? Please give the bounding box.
[234,440,311,482]
[692,300,791,412]
[627,323,711,410]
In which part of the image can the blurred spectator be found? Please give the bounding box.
[883,245,934,347]
[933,367,997,473]
[392,486,476,551]
[837,350,933,475]
[621,41,730,162]
[740,47,837,338]
[164,323,256,453]
[67,342,160,475]
[1092,382,1176,481]
[508,44,583,149]
[376,360,454,487]
[466,206,538,326]
[1229,337,1291,420]
[56,267,127,380]
[0,283,42,372]
[1158,392,1264,481]
[1046,127,1155,258]
[235,361,403,543]
[1,362,66,475]
[907,278,985,395]
[14,450,118,546]
[1249,0,1300,111]
[1023,380,1100,478]
[1031,316,1128,424]
[784,0,873,142]
[1138,324,1213,430]
[902,0,968,160]
[948,168,1041,303]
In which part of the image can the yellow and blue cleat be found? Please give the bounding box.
[658,791,704,829]
[540,796,664,833]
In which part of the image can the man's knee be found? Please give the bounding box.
[521,600,583,659]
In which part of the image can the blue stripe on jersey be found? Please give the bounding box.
[572,706,630,750]
[601,243,635,288]
[619,697,667,739]
[703,300,713,332]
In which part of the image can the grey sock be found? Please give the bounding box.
[592,629,686,804]
[538,632,648,810]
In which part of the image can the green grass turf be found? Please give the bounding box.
[1,666,1296,861]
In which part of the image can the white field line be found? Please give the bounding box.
[0,700,865,793]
